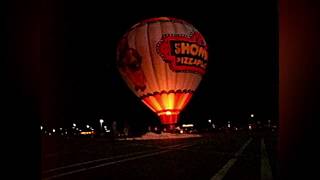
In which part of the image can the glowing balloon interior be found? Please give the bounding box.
[116,17,208,127]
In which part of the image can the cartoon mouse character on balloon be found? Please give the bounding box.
[117,37,147,92]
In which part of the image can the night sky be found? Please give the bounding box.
[7,1,278,132]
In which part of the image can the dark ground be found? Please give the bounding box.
[41,130,278,180]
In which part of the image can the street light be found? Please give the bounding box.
[99,119,104,130]
[208,119,211,123]
[40,125,43,130]
[72,123,76,130]
[268,119,271,128]
[251,114,254,118]
[86,125,90,129]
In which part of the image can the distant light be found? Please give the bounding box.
[48,132,51,136]
[106,130,110,133]
[80,131,94,135]
[76,128,79,130]
[73,123,76,127]
[251,114,254,118]
[40,126,43,130]
[182,124,194,127]
[212,124,216,129]
[59,128,63,131]
[100,119,104,123]
[52,129,55,133]
[104,125,107,129]
[86,125,90,128]
[208,119,211,123]
[227,124,231,128]
[249,125,252,130]
[180,130,183,134]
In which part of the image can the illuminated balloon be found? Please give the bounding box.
[117,17,208,128]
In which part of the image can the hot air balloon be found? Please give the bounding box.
[116,17,208,130]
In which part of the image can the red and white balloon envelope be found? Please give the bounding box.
[117,17,208,129]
